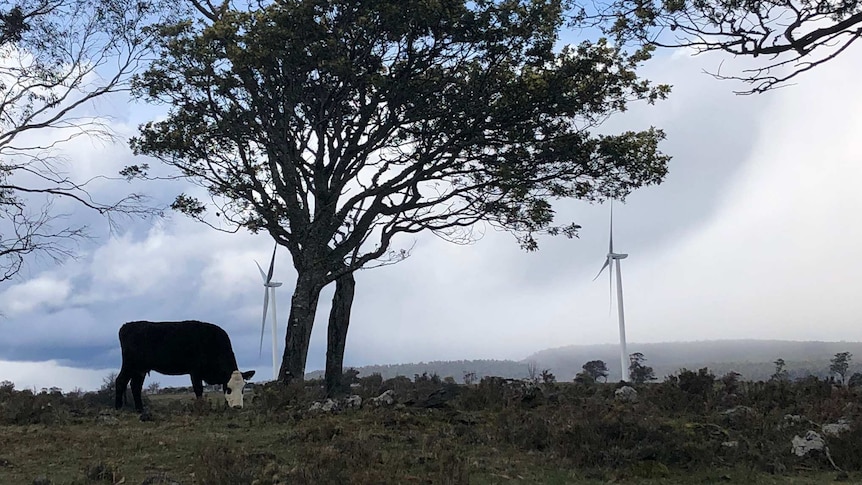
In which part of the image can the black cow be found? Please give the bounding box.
[115,320,255,412]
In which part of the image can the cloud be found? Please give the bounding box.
[0,275,72,316]
[0,360,114,392]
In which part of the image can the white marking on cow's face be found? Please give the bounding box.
[225,370,249,408]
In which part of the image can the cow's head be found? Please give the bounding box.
[224,370,255,408]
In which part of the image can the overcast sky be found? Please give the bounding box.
[2,38,861,392]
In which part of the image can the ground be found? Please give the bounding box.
[0,375,859,484]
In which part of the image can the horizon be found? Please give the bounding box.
[3,337,860,392]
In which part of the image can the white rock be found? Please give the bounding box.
[309,398,340,413]
[822,419,850,436]
[614,386,638,402]
[345,395,362,409]
[369,389,396,406]
[321,398,339,412]
[721,441,739,448]
[791,431,825,457]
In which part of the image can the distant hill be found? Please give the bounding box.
[524,339,862,382]
[307,340,862,382]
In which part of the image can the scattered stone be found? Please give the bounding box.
[344,395,362,409]
[721,406,753,417]
[822,419,851,437]
[781,414,805,429]
[417,385,461,408]
[369,390,397,407]
[308,398,340,413]
[614,386,638,402]
[791,431,825,457]
[96,410,119,425]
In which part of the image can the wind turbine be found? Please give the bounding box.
[593,202,630,382]
[255,243,282,381]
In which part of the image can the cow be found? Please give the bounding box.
[115,320,255,412]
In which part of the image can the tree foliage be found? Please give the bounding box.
[132,0,671,381]
[593,0,862,93]
[629,352,655,384]
[829,351,852,385]
[581,359,609,382]
[0,0,168,282]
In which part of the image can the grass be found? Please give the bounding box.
[0,375,859,484]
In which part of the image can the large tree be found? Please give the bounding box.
[593,0,862,93]
[132,0,671,386]
[0,0,167,282]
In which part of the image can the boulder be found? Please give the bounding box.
[308,398,340,413]
[791,431,825,457]
[369,389,397,407]
[822,419,851,437]
[344,395,362,409]
[614,386,638,403]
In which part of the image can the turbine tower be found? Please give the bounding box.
[255,243,282,381]
[593,202,630,382]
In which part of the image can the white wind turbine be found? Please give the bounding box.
[593,202,630,382]
[255,243,282,381]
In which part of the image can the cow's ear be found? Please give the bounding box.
[241,370,255,380]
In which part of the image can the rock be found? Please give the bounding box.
[614,386,638,402]
[721,406,753,417]
[417,385,461,408]
[721,441,739,448]
[96,411,119,425]
[32,477,51,485]
[309,398,340,413]
[369,389,397,407]
[780,414,805,429]
[139,411,154,422]
[822,419,850,436]
[791,431,826,457]
[344,395,362,409]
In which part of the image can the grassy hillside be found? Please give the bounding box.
[1,375,860,484]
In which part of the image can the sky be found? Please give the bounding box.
[2,33,861,392]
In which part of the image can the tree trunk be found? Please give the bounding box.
[325,270,355,396]
[279,272,323,383]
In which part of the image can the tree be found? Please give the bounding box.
[770,358,789,382]
[0,0,167,283]
[581,359,609,382]
[132,0,671,386]
[830,352,852,385]
[594,0,862,93]
[628,352,655,384]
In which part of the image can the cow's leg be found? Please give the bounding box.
[190,375,204,399]
[115,368,131,410]
[130,373,145,412]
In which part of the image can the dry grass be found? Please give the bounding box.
[0,377,859,484]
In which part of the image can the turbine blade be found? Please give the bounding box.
[259,289,269,357]
[593,258,610,281]
[254,260,267,281]
[266,243,277,282]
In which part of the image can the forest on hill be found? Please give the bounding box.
[309,340,862,382]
